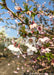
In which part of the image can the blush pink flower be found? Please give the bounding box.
[37,14,40,18]
[17,67,20,70]
[43,37,50,43]
[13,71,18,74]
[30,23,37,29]
[41,48,51,53]
[8,63,10,66]
[40,31,45,35]
[45,73,48,75]
[14,6,22,11]
[8,11,13,18]
[27,70,29,72]
[52,38,54,41]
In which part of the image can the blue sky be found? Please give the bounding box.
[0,0,53,38]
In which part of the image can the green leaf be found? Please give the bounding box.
[33,8,37,12]
[21,26,25,30]
[25,17,29,25]
[47,57,50,61]
[29,5,32,9]
[28,33,32,37]
[13,13,16,17]
[23,2,29,11]
[1,6,5,9]
[44,43,50,47]
[18,23,22,26]
[2,0,5,3]
[31,12,36,20]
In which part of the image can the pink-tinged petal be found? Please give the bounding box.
[21,66,24,70]
[27,70,29,72]
[13,71,18,74]
[14,6,22,11]
[25,63,27,66]
[8,63,10,66]
[37,14,40,18]
[17,55,20,58]
[42,4,44,7]
[45,73,48,75]
[17,67,20,70]
[52,38,54,40]
[40,32,45,35]
[42,62,45,67]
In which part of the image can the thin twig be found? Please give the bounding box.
[37,66,50,72]
[0,2,25,24]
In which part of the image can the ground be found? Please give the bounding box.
[0,45,54,75]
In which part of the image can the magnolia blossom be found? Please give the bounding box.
[41,48,51,53]
[7,45,22,55]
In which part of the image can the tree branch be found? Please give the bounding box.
[0,2,25,24]
[37,66,50,72]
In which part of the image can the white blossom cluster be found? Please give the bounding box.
[7,36,51,56]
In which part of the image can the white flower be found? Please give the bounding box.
[37,37,50,46]
[37,38,44,46]
[25,42,37,55]
[30,23,37,29]
[29,24,33,29]
[15,20,18,24]
[25,36,36,46]
[7,45,22,55]
[25,43,32,48]
[27,46,37,55]
[43,37,50,43]
[14,6,22,10]
[33,23,37,28]
[7,11,13,18]
[7,45,14,51]
[30,46,37,53]
[27,48,33,55]
[41,48,51,53]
